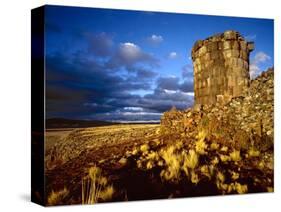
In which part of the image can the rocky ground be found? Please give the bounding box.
[45,68,274,206]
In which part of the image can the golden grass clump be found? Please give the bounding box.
[82,166,114,204]
[229,150,241,162]
[234,182,248,194]
[220,146,228,152]
[159,143,200,183]
[184,149,199,170]
[220,154,231,162]
[140,144,150,153]
[211,157,219,165]
[248,147,260,157]
[210,142,219,150]
[231,171,239,180]
[190,170,199,184]
[200,165,211,179]
[195,130,207,154]
[160,145,182,182]
[47,187,69,206]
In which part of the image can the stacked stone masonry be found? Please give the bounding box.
[191,30,254,105]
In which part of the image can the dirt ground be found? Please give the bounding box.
[45,124,164,204]
[45,123,273,206]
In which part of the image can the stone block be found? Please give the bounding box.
[198,64,202,72]
[216,94,224,104]
[193,40,203,52]
[223,41,232,50]
[231,58,239,67]
[228,86,233,95]
[207,42,218,51]
[231,49,240,58]
[239,50,248,60]
[224,30,237,40]
[240,40,247,50]
[207,77,211,86]
[247,42,255,52]
[243,60,249,69]
[244,79,249,87]
[240,68,248,78]
[218,41,223,50]
[223,49,232,58]
[228,76,235,87]
[198,45,207,56]
[237,58,244,68]
[211,51,221,60]
[217,77,223,85]
[202,80,206,88]
[193,50,199,59]
[233,86,242,96]
[232,41,239,50]
[237,77,245,86]
[195,58,200,66]
[204,52,211,60]
[210,34,222,42]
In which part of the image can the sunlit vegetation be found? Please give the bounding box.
[47,187,69,206]
[82,166,114,204]
[123,120,273,196]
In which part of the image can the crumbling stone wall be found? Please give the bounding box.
[191,30,254,105]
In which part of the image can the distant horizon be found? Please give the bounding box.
[46,117,161,124]
[45,5,274,122]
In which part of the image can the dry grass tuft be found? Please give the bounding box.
[47,187,69,206]
[82,166,114,204]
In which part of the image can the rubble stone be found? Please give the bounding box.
[161,68,274,151]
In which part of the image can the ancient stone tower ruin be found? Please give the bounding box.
[191,30,254,105]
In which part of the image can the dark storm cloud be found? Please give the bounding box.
[45,51,156,119]
[141,88,194,111]
[46,31,193,121]
[136,68,158,79]
[179,79,194,93]
[88,89,194,122]
[156,75,194,93]
[157,76,180,90]
[182,64,194,78]
[46,84,89,101]
[86,32,114,57]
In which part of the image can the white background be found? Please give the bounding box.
[0,0,280,211]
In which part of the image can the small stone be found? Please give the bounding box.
[118,157,127,165]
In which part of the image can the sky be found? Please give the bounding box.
[44,5,274,122]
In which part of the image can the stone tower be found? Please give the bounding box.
[191,30,254,105]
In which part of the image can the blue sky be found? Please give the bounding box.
[44,5,274,122]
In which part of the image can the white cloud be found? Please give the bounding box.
[250,51,271,79]
[119,42,142,60]
[163,89,177,94]
[122,111,162,116]
[148,34,163,44]
[123,106,143,111]
[168,52,178,59]
[182,92,195,96]
[108,42,158,67]
[254,51,271,63]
